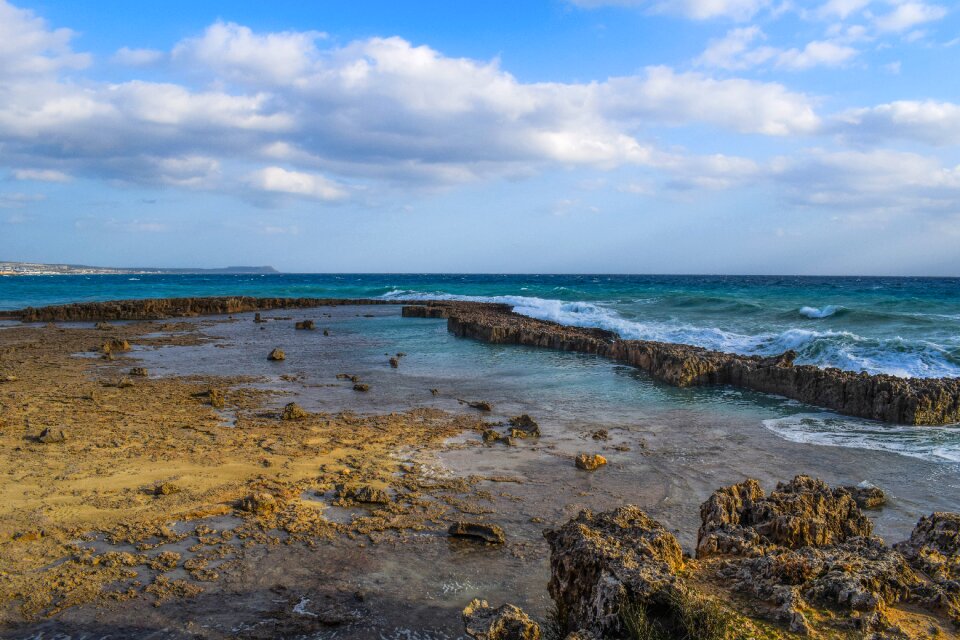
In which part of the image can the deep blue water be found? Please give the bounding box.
[3,273,959,378]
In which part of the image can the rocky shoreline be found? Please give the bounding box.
[463,476,960,639]
[3,295,959,424]
[402,301,960,426]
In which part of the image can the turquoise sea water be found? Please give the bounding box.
[3,273,959,378]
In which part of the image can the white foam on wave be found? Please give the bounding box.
[799,305,840,319]
[763,413,960,463]
[382,290,960,378]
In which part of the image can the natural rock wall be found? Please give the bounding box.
[402,302,960,425]
[2,296,398,322]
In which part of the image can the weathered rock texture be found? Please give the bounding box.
[539,477,960,638]
[3,296,398,322]
[403,302,960,425]
[462,599,541,640]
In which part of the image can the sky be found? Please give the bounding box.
[1,0,959,275]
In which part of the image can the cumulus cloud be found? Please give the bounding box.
[834,100,960,145]
[697,27,857,70]
[873,2,947,33]
[247,167,347,201]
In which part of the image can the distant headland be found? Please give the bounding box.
[0,261,279,276]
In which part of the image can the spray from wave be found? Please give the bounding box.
[382,289,960,379]
[763,414,960,463]
[799,305,841,319]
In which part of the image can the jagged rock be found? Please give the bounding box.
[841,484,887,510]
[544,506,684,637]
[37,428,66,443]
[468,400,493,411]
[154,482,181,496]
[268,348,285,361]
[895,512,960,584]
[295,320,315,330]
[508,415,540,438]
[574,454,606,470]
[239,492,279,515]
[697,475,873,558]
[482,429,503,443]
[100,338,130,354]
[337,484,390,504]
[280,402,308,421]
[129,367,148,377]
[448,521,506,545]
[462,599,541,640]
[353,383,370,392]
[590,429,609,440]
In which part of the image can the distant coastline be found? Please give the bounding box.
[0,261,278,276]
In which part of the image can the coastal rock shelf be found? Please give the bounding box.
[4,296,958,425]
[402,301,960,426]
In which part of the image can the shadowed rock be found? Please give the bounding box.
[462,599,541,640]
[448,521,506,545]
[280,402,307,421]
[267,348,285,361]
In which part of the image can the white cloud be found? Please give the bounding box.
[12,168,71,182]
[0,1,89,78]
[873,2,947,33]
[247,167,347,201]
[816,0,872,19]
[835,100,960,145]
[697,28,857,70]
[111,47,164,66]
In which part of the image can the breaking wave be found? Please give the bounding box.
[382,290,960,378]
[799,305,841,319]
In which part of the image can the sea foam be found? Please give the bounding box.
[799,305,840,319]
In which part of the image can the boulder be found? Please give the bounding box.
[280,402,308,421]
[295,320,315,330]
[895,512,960,584]
[254,312,265,323]
[389,356,399,368]
[268,348,285,361]
[697,475,873,558]
[239,492,280,515]
[574,454,606,471]
[468,400,493,411]
[462,599,541,640]
[154,482,181,496]
[100,338,130,354]
[448,521,506,545]
[482,429,503,443]
[129,367,149,377]
[508,415,540,438]
[544,506,684,637]
[840,484,887,510]
[337,484,391,505]
[353,383,370,392]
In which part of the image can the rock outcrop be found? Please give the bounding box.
[462,599,541,640]
[533,477,960,638]
[280,402,307,421]
[402,302,960,425]
[448,521,506,545]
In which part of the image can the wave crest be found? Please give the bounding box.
[799,305,841,319]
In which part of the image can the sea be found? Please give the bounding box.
[2,273,959,465]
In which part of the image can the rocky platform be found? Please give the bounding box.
[402,301,960,425]
[3,296,958,424]
[465,476,960,640]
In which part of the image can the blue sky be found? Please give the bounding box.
[1,0,959,274]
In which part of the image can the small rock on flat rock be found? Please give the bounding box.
[280,402,308,421]
[100,338,130,354]
[574,454,607,470]
[154,482,181,496]
[353,383,370,392]
[482,429,503,443]
[337,484,390,504]
[239,492,279,515]
[462,599,541,640]
[37,428,66,444]
[268,348,285,361]
[841,483,887,509]
[448,521,506,545]
[468,400,493,412]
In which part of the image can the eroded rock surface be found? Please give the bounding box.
[462,599,541,640]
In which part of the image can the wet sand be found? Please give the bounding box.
[2,305,958,638]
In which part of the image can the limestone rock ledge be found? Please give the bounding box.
[403,301,960,425]
[466,476,959,639]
